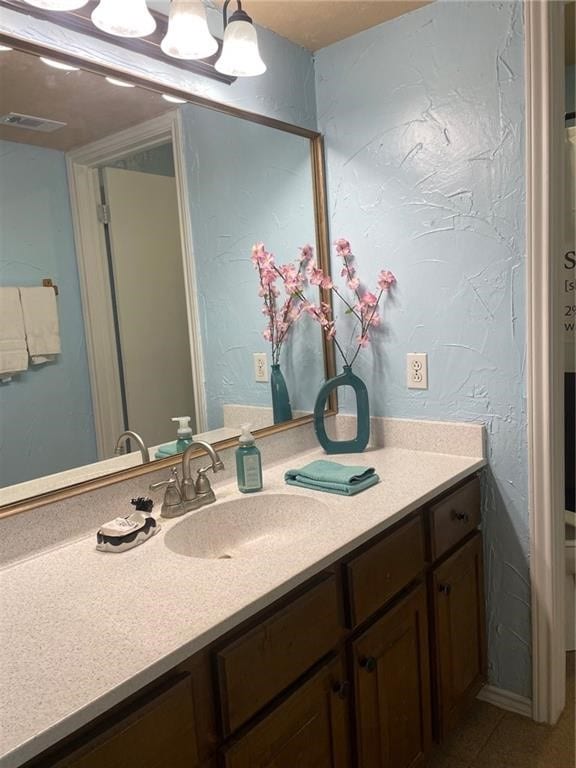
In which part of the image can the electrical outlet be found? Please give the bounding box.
[407,353,428,389]
[254,353,268,382]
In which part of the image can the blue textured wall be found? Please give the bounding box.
[315,1,529,697]
[0,140,97,485]
[180,104,324,428]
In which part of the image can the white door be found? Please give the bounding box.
[103,166,196,447]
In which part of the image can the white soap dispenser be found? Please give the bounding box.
[171,416,193,453]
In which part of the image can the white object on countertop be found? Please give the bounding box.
[96,512,160,553]
[0,287,28,382]
[19,286,61,364]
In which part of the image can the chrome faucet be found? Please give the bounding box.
[181,440,225,510]
[114,430,151,464]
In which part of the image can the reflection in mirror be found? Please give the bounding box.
[0,46,329,500]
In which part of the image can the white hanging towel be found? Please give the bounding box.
[0,287,29,382]
[19,286,61,365]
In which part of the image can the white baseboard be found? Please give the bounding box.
[477,685,533,718]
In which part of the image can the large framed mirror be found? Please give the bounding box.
[0,34,335,515]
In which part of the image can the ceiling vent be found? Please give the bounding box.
[0,112,67,133]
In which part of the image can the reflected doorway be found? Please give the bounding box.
[68,112,206,460]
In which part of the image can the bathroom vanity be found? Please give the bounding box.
[1,444,486,768]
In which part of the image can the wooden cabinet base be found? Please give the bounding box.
[432,531,487,740]
[222,656,351,768]
[353,584,432,768]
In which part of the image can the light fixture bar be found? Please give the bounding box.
[0,0,236,85]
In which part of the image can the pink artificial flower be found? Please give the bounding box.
[320,275,333,290]
[360,291,378,307]
[348,277,360,291]
[326,322,337,339]
[357,334,370,348]
[368,311,380,327]
[308,266,326,286]
[263,328,272,341]
[377,270,396,290]
[299,244,314,263]
[335,238,352,257]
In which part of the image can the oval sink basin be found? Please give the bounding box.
[163,493,331,560]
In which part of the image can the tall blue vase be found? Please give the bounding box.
[313,365,370,453]
[271,363,293,424]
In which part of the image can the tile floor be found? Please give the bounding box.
[428,653,575,768]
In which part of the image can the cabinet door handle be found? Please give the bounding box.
[359,656,377,673]
[453,510,469,523]
[332,680,350,699]
[438,583,452,595]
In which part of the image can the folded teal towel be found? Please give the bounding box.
[284,460,379,496]
[154,442,180,459]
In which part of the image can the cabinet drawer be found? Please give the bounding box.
[429,476,481,560]
[345,514,425,628]
[48,675,200,768]
[216,574,342,735]
[222,656,350,768]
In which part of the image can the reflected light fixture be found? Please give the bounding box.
[215,0,266,77]
[162,94,187,104]
[92,0,156,38]
[23,0,89,9]
[0,45,13,52]
[40,57,80,71]
[161,0,218,60]
[105,76,136,88]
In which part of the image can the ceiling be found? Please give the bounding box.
[0,49,173,151]
[150,0,433,52]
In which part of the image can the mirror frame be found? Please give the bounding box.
[0,31,337,518]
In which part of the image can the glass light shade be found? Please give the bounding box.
[215,19,266,77]
[23,0,89,9]
[161,1,217,60]
[91,0,156,38]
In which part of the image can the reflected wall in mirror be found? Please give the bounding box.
[0,45,331,499]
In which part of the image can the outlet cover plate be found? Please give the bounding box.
[254,352,268,382]
[407,353,428,389]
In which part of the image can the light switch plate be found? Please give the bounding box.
[407,353,428,389]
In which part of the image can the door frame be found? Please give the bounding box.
[67,111,207,459]
[525,0,566,724]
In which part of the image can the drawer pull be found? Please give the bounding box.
[359,656,377,673]
[438,584,452,595]
[453,511,470,523]
[332,680,350,699]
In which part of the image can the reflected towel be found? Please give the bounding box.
[154,442,180,459]
[19,286,61,364]
[284,460,379,496]
[0,287,28,382]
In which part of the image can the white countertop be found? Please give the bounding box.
[0,445,485,768]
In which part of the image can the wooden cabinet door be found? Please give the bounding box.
[352,583,432,768]
[223,656,350,768]
[432,531,486,739]
[46,675,202,768]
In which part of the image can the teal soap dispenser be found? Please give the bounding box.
[235,424,263,493]
[172,416,193,453]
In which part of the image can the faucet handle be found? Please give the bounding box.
[195,467,213,495]
[149,467,184,517]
